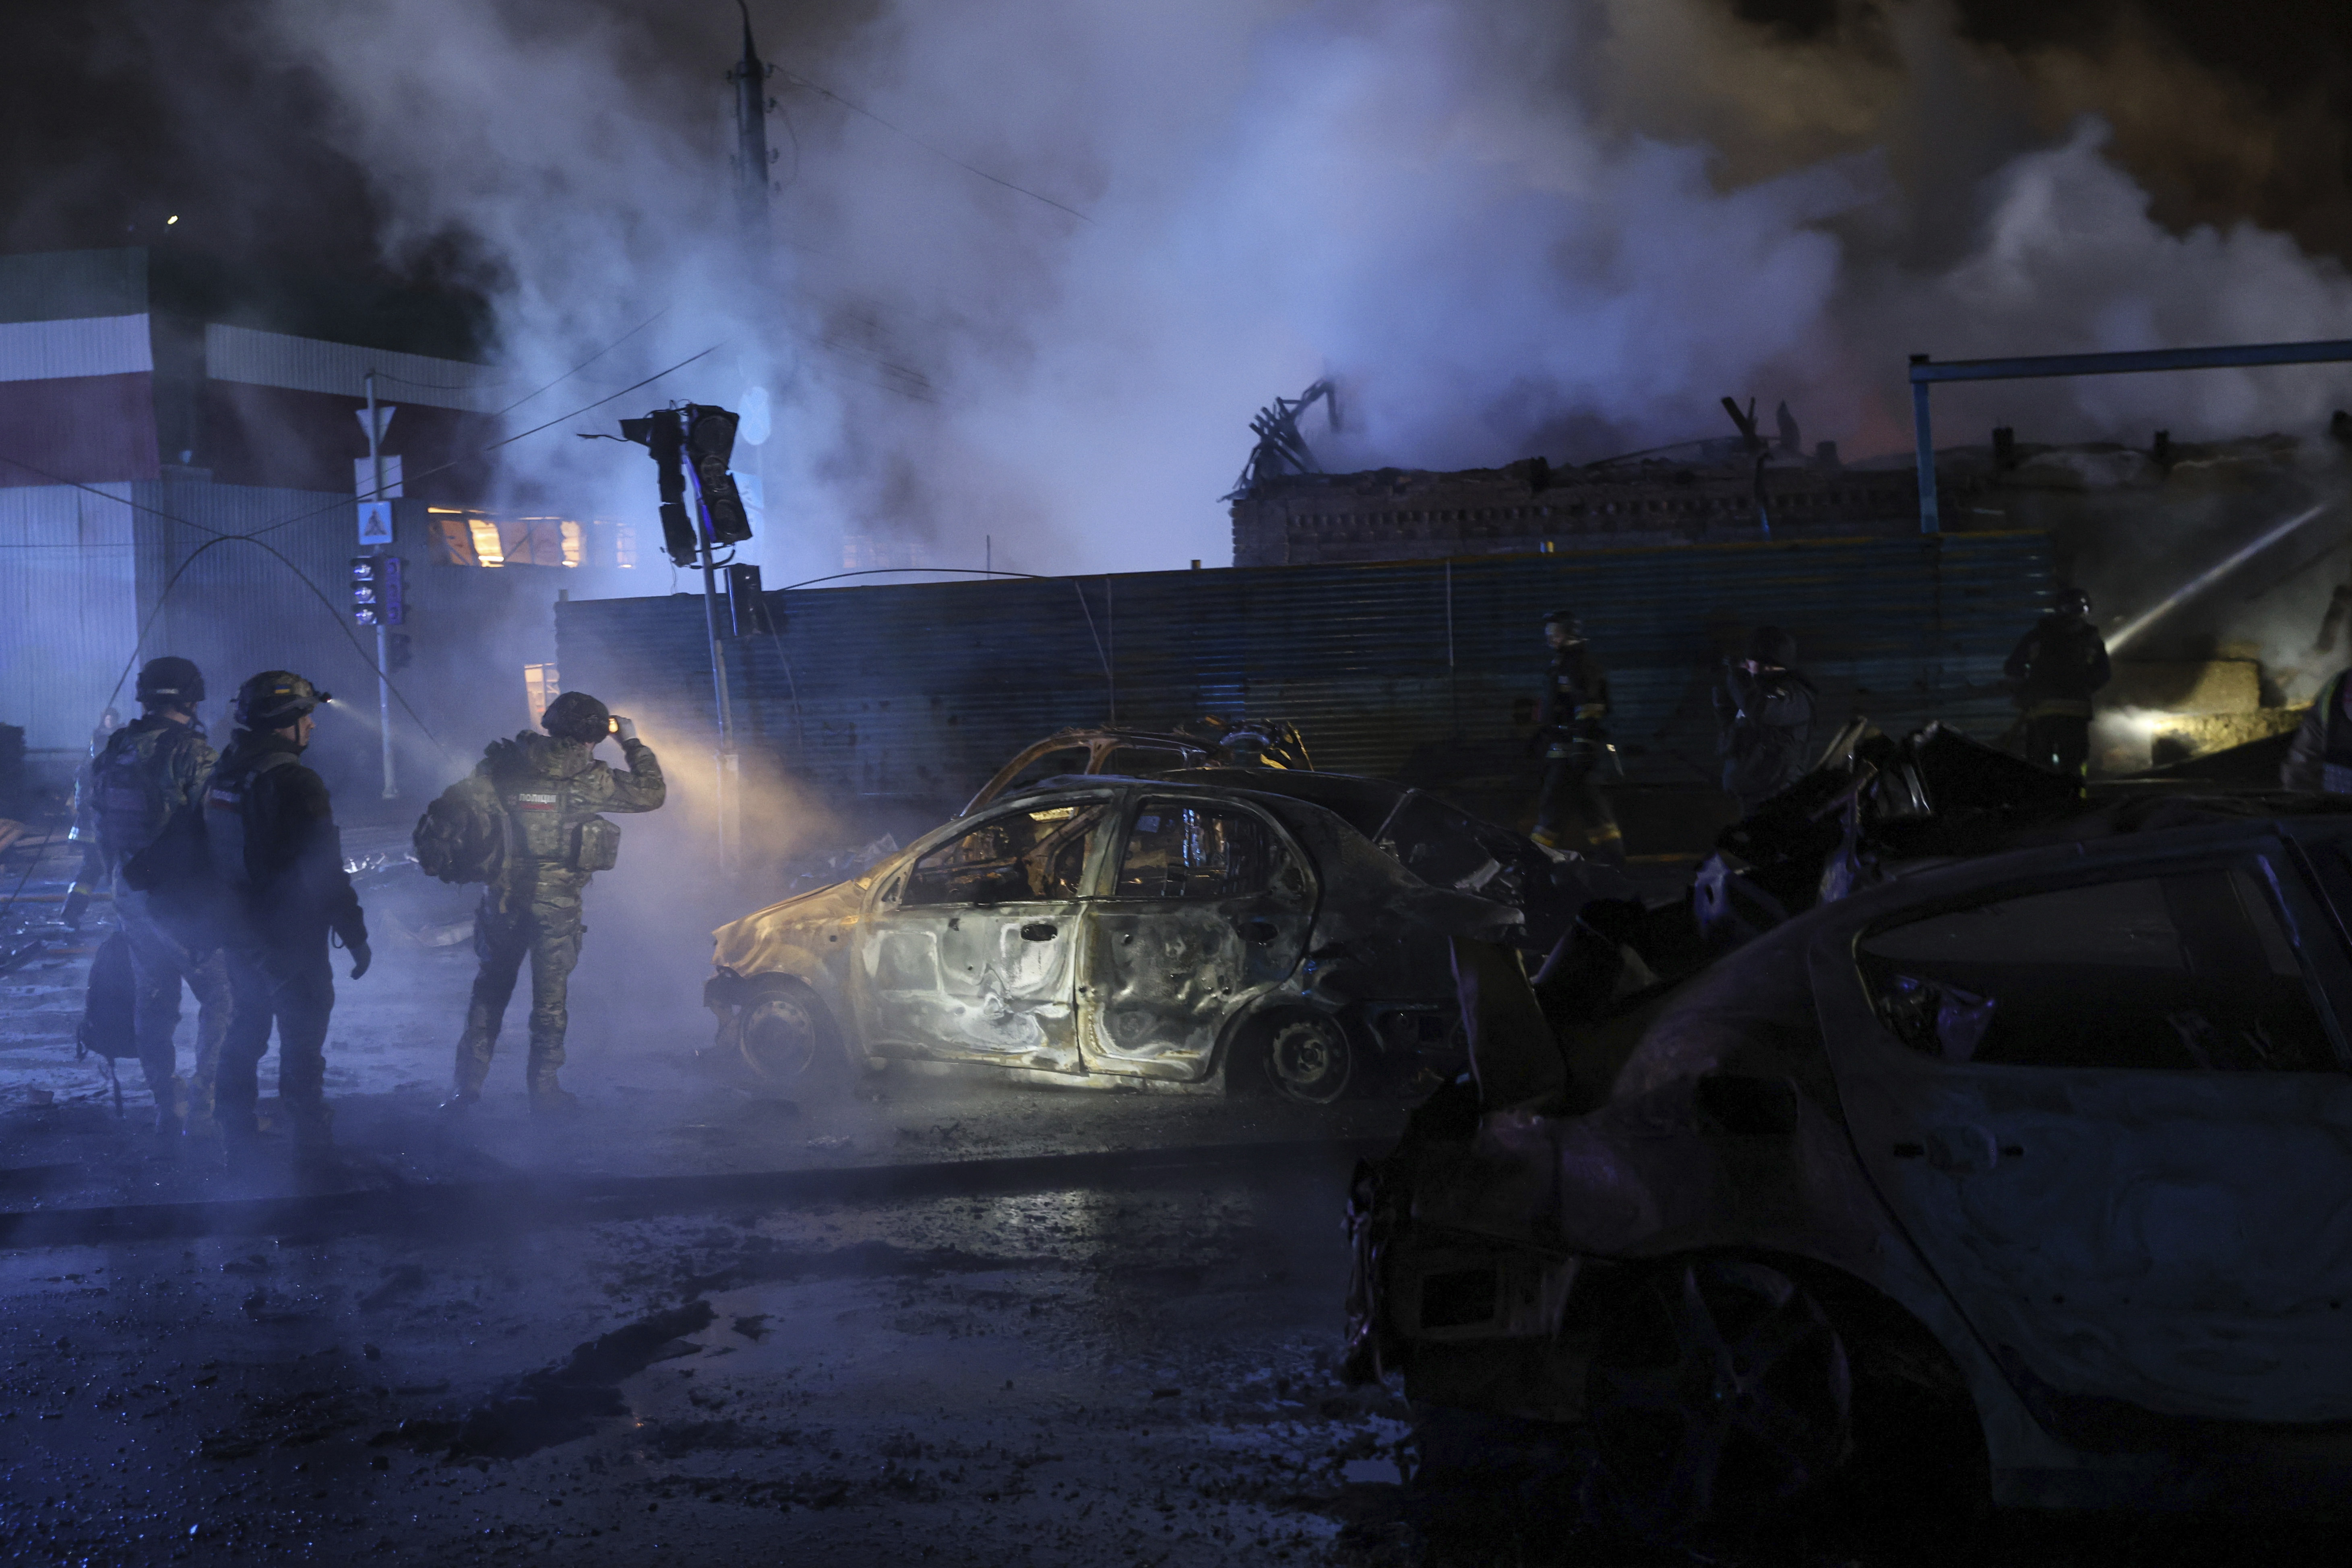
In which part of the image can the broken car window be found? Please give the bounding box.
[1858,864,2336,1072]
[1002,747,1090,793]
[900,803,1108,907]
[1116,803,1295,901]
[1099,746,1193,778]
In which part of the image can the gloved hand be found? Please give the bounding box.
[610,715,638,744]
[348,940,372,981]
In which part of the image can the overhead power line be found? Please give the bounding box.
[778,69,1092,224]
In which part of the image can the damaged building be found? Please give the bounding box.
[1225,385,2352,780]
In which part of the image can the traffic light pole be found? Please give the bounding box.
[682,461,740,875]
[365,371,397,799]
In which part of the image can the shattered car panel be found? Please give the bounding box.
[1349,807,2352,1523]
[710,776,1526,1096]
[1080,798,1316,1076]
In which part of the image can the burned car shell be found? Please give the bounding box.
[709,777,1520,1090]
[1364,810,2352,1514]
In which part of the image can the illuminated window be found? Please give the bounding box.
[428,510,599,570]
[471,514,508,567]
[428,507,480,567]
[524,664,559,723]
[614,521,637,568]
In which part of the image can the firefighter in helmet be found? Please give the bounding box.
[2284,668,2352,794]
[1528,609,1624,862]
[443,691,665,1116]
[208,672,369,1165]
[90,657,229,1136]
[1713,626,1818,815]
[2005,587,2111,777]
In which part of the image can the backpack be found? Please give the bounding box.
[95,725,211,893]
[75,933,139,1115]
[413,774,507,885]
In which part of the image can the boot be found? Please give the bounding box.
[526,1055,578,1118]
[529,1085,582,1119]
[151,1075,189,1138]
[437,1089,482,1115]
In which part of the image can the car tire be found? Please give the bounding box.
[1254,1014,1354,1104]
[734,978,845,1094]
[1583,1256,1852,1552]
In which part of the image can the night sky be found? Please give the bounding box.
[7,0,2349,304]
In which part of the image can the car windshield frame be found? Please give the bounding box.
[886,787,1124,907]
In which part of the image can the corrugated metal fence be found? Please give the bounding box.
[556,533,2053,805]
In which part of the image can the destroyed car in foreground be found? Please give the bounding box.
[1348,802,2352,1543]
[707,773,1614,1102]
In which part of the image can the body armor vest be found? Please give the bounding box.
[92,723,203,869]
[500,777,621,874]
[205,751,299,888]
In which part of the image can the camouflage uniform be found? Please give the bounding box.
[453,730,665,1103]
[91,714,229,1130]
[208,727,366,1151]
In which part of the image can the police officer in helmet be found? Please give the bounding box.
[444,690,665,1116]
[1528,609,1625,864]
[91,656,231,1136]
[209,672,369,1165]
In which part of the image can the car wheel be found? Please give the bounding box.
[1585,1257,1852,1550]
[736,980,839,1091]
[1260,1015,1353,1104]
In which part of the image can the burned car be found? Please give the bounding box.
[705,773,1604,1102]
[1349,802,2352,1541]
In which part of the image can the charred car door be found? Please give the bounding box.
[1077,796,1314,1080]
[856,796,1113,1072]
[1811,838,2352,1426]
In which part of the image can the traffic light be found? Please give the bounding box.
[351,556,405,625]
[725,564,773,636]
[621,403,751,566]
[685,405,752,547]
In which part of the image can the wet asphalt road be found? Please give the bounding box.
[2,835,1431,1565]
[8,835,2352,1567]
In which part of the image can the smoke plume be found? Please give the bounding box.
[257,0,2352,577]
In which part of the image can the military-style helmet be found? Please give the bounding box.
[2056,587,2093,617]
[541,690,612,744]
[1543,607,1583,637]
[1748,626,1798,668]
[135,656,206,707]
[236,671,329,730]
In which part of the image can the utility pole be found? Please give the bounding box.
[725,0,774,878]
[728,0,773,244]
[364,370,397,799]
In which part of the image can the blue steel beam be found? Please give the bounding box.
[1906,337,2352,534]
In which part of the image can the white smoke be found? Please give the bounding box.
[261,0,2352,577]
